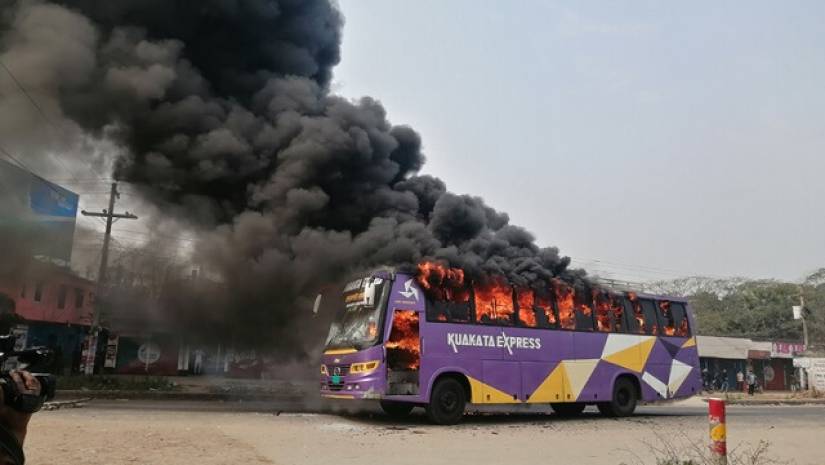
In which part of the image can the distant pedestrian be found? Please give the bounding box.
[746,370,757,396]
[193,349,205,375]
[720,369,729,392]
[736,370,744,392]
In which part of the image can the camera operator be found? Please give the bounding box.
[0,370,41,465]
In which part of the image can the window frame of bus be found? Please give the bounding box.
[423,282,475,324]
[573,288,596,332]
[472,281,517,327]
[671,301,691,336]
[638,298,660,336]
[658,300,691,337]
[515,285,559,329]
[422,279,660,337]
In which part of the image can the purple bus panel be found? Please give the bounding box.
[321,272,701,405]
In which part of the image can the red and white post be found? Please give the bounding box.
[708,398,727,464]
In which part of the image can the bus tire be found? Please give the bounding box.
[597,377,637,417]
[426,378,466,425]
[380,400,415,418]
[550,402,586,417]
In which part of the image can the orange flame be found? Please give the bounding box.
[417,261,470,302]
[386,310,420,370]
[474,276,514,324]
[594,294,612,332]
[516,287,537,327]
[553,280,575,329]
[659,301,676,336]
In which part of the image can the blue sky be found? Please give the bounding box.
[334,1,825,282]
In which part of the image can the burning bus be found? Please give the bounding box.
[320,263,701,424]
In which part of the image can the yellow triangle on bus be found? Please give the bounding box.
[603,337,655,373]
[681,337,696,348]
[563,359,600,400]
[467,376,519,404]
[528,363,567,403]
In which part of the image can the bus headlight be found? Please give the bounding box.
[321,364,328,376]
[350,360,380,375]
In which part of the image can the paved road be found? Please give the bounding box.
[25,399,825,465]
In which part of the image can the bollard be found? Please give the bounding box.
[708,397,727,464]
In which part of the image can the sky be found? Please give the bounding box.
[333,0,825,283]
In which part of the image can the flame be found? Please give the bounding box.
[417,261,470,302]
[385,310,420,370]
[611,299,624,332]
[677,318,689,337]
[626,292,646,334]
[474,276,514,324]
[516,287,537,327]
[536,292,556,325]
[594,294,612,332]
[553,280,575,329]
[659,301,676,336]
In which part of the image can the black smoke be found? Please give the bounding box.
[0,0,587,356]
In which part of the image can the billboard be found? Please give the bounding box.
[0,159,79,263]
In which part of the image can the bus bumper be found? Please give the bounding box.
[320,372,385,399]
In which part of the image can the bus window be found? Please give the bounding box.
[423,282,472,323]
[594,293,612,332]
[474,277,515,326]
[670,302,691,336]
[609,295,625,333]
[574,289,594,332]
[554,283,576,330]
[516,287,538,328]
[535,288,558,329]
[639,299,659,335]
[657,300,677,336]
[517,286,557,329]
[623,298,642,334]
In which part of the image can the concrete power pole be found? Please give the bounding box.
[80,182,137,373]
[800,296,809,350]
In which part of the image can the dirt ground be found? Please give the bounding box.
[23,399,825,465]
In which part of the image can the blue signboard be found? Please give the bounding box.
[29,178,79,218]
[0,159,79,263]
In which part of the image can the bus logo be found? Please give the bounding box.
[398,279,419,301]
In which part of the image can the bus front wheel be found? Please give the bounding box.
[380,400,415,418]
[597,377,638,417]
[426,378,466,425]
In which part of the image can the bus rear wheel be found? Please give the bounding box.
[597,377,638,417]
[426,378,466,425]
[380,400,415,418]
[551,402,586,417]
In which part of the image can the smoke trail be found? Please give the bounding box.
[0,0,587,355]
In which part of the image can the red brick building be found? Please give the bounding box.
[0,260,94,327]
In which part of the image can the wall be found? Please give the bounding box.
[0,262,94,326]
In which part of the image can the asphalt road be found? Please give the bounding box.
[25,399,825,465]
[82,397,825,419]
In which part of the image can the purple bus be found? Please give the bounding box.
[320,265,701,424]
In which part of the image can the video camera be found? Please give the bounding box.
[0,334,56,413]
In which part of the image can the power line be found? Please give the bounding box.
[0,58,111,184]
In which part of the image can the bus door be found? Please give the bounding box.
[385,308,421,395]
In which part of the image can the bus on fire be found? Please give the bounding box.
[320,263,701,425]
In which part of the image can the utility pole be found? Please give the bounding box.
[80,182,138,373]
[800,296,809,350]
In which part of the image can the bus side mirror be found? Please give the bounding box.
[312,294,323,316]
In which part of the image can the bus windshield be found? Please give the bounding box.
[325,276,390,350]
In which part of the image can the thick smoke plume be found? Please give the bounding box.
[0,0,586,356]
